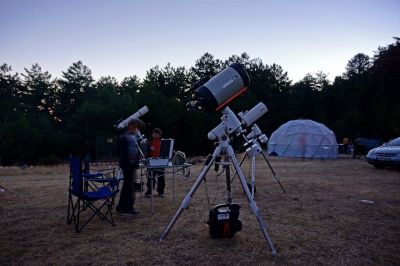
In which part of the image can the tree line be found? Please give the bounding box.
[0,38,399,165]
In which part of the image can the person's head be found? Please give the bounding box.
[152,128,163,140]
[126,119,138,134]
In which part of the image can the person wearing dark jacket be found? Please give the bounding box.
[116,119,140,215]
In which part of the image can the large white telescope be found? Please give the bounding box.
[187,63,250,112]
[117,106,149,129]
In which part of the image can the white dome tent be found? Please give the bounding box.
[267,119,338,159]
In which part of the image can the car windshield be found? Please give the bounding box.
[387,138,400,146]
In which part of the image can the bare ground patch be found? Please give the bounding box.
[1,157,399,265]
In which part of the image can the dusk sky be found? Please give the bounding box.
[1,0,399,82]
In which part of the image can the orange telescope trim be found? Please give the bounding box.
[215,87,248,112]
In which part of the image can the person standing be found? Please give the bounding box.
[343,137,349,154]
[116,119,140,215]
[145,128,165,197]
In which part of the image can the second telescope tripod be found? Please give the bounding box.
[232,123,286,197]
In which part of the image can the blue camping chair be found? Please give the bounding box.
[67,157,120,233]
[83,166,117,193]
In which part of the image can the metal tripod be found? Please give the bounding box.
[234,140,286,197]
[159,136,277,256]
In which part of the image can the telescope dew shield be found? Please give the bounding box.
[117,105,149,129]
[240,102,268,127]
[194,63,250,112]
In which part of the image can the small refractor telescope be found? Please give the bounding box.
[117,105,149,129]
[187,63,250,112]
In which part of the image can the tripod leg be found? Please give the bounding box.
[151,173,154,214]
[260,149,286,194]
[159,146,222,241]
[227,146,277,256]
[230,152,247,183]
[251,155,256,198]
[224,156,232,203]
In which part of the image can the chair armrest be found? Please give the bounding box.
[91,169,116,178]
[84,177,112,183]
[92,168,116,172]
[83,173,103,179]
[83,173,109,184]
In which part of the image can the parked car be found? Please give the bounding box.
[366,137,400,168]
[353,138,382,158]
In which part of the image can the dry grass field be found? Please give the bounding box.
[1,156,400,265]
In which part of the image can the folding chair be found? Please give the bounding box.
[67,157,119,233]
[83,165,117,193]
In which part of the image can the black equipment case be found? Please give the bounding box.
[208,203,242,238]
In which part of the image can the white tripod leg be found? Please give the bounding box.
[227,146,277,256]
[230,152,247,182]
[159,146,222,241]
[250,154,256,199]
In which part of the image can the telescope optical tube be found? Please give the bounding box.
[194,63,250,112]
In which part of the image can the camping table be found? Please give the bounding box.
[139,163,192,214]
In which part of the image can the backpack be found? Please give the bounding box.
[172,151,186,165]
